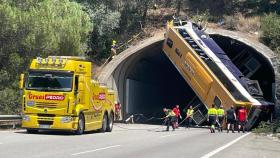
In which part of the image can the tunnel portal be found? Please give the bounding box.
[111,42,196,120]
[212,35,275,103]
[101,32,277,122]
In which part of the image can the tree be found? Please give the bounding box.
[84,3,121,59]
[0,0,93,114]
[261,13,280,54]
[176,0,183,16]
[165,0,173,7]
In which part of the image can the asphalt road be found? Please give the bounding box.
[0,124,279,158]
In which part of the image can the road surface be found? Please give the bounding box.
[0,124,279,158]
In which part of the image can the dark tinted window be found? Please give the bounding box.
[26,71,73,92]
[214,96,221,107]
[167,38,173,48]
[175,48,182,58]
[75,76,79,92]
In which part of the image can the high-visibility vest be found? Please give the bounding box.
[208,108,217,116]
[165,109,176,117]
[187,109,194,117]
[217,108,225,117]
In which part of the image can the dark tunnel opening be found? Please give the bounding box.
[112,36,275,124]
[211,35,275,103]
[123,47,196,121]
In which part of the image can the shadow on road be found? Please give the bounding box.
[14,129,102,136]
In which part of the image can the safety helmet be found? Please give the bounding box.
[112,40,117,44]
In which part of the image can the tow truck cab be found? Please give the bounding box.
[20,56,116,134]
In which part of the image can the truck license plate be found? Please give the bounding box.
[39,125,50,129]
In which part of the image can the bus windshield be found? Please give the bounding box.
[26,71,73,92]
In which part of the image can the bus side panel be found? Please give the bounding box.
[163,27,247,112]
[163,29,213,101]
[185,53,213,100]
[205,82,235,109]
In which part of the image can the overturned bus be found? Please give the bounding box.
[162,19,274,129]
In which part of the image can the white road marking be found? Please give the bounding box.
[71,145,121,156]
[160,134,181,138]
[201,132,251,158]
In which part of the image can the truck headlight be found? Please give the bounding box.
[22,115,30,121]
[27,101,35,107]
[61,116,72,123]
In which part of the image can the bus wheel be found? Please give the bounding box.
[106,113,114,132]
[100,114,108,133]
[75,114,85,135]
[26,129,38,134]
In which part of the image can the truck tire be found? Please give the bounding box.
[100,114,108,133]
[26,129,38,134]
[106,113,114,132]
[75,114,85,135]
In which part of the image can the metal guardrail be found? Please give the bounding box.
[0,115,22,129]
[0,115,22,121]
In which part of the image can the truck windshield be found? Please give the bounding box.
[26,71,73,92]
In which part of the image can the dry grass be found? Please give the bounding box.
[222,13,260,38]
[236,13,261,33]
[148,8,176,19]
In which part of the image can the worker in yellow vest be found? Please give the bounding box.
[111,40,117,58]
[185,106,194,128]
[208,104,218,133]
[217,106,225,132]
[163,108,177,131]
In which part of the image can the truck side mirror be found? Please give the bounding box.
[19,74,24,89]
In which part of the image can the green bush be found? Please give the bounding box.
[86,4,121,60]
[253,120,280,134]
[0,0,93,114]
[260,13,280,53]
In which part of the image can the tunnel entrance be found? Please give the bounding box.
[113,42,197,121]
[108,34,276,123]
[211,35,275,103]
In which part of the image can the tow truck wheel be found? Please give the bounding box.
[26,129,38,134]
[100,114,108,133]
[106,113,114,132]
[75,114,85,135]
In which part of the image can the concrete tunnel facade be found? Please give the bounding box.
[98,28,280,121]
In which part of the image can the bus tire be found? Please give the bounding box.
[75,114,85,135]
[106,113,114,132]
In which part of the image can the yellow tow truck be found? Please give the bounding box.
[19,56,116,134]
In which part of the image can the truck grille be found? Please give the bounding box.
[37,114,55,121]
[37,114,55,117]
[38,120,53,125]
[37,114,54,125]
[35,102,58,109]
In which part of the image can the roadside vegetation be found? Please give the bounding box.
[0,0,92,114]
[253,120,280,135]
[0,0,280,115]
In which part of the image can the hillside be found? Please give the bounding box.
[0,0,280,114]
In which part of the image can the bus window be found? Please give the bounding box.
[167,38,173,48]
[214,96,221,107]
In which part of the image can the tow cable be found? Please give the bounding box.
[114,114,189,131]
